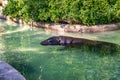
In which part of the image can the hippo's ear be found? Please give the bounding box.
[58,39,61,45]
[58,38,65,45]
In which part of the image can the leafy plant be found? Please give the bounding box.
[3,0,120,26]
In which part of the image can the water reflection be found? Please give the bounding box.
[0,19,120,80]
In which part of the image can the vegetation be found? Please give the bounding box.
[3,0,120,25]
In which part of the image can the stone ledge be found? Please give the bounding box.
[0,14,120,33]
[38,23,120,33]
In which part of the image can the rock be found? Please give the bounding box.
[0,61,26,80]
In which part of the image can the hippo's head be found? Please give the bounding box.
[40,37,60,45]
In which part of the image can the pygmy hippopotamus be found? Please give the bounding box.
[40,36,116,46]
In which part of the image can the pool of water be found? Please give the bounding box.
[1,19,120,80]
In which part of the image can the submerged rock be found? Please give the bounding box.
[0,61,26,80]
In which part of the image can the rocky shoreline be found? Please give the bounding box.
[0,14,120,33]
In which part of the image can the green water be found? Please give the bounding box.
[1,20,120,80]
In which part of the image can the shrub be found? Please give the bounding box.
[3,0,120,25]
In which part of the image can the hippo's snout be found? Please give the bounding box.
[40,37,60,45]
[40,41,48,45]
